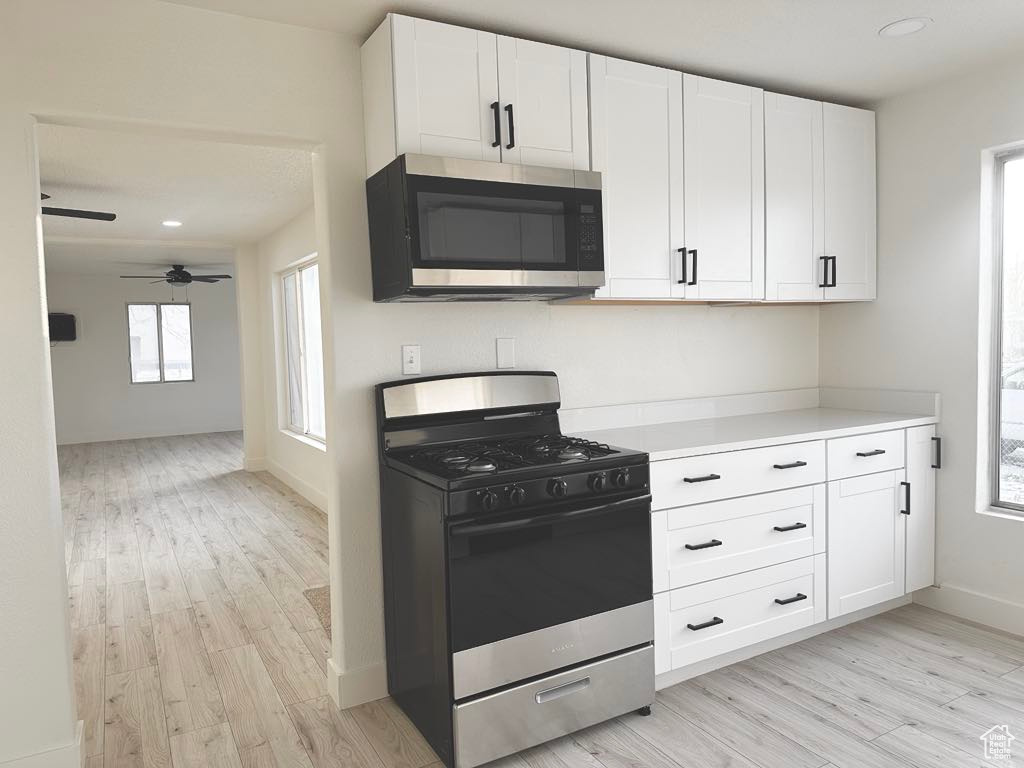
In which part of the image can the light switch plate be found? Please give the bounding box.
[496,338,515,369]
[402,344,421,375]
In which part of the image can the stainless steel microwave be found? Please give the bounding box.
[366,154,604,302]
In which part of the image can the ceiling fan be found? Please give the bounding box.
[119,265,232,285]
[40,193,116,222]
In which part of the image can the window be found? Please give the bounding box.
[127,303,194,383]
[281,261,326,441]
[994,151,1024,509]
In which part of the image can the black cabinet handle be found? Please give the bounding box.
[688,248,698,286]
[676,248,687,285]
[504,103,516,150]
[773,461,807,470]
[901,481,911,515]
[856,449,886,457]
[773,522,807,533]
[774,593,807,606]
[932,436,942,469]
[685,539,723,551]
[829,256,837,288]
[818,255,829,288]
[687,616,724,631]
[491,101,501,148]
[683,473,720,484]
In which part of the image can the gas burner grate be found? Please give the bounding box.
[398,435,617,476]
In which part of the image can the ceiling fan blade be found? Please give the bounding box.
[119,275,166,279]
[193,274,232,280]
[150,279,168,284]
[42,206,116,222]
[190,277,221,283]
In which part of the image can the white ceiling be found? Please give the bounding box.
[37,123,314,250]
[164,0,1024,104]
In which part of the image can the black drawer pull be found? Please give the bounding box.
[773,522,807,533]
[774,593,807,606]
[685,539,723,551]
[856,449,886,457]
[932,436,942,469]
[901,480,911,516]
[687,616,724,631]
[683,473,721,484]
[772,461,807,470]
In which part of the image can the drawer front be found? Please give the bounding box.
[651,441,825,510]
[827,430,905,480]
[653,555,825,674]
[453,645,654,768]
[653,485,825,591]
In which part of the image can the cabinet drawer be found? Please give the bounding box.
[827,430,905,480]
[650,441,825,509]
[654,555,825,674]
[652,486,825,592]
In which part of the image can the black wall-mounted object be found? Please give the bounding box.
[48,313,77,342]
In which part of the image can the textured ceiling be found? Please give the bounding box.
[36,123,314,245]
[163,0,1024,104]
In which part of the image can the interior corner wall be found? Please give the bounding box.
[255,207,328,511]
[45,271,243,445]
[818,50,1024,615]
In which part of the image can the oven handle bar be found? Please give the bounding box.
[449,494,652,537]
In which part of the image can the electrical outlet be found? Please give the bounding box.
[496,338,515,369]
[402,344,421,375]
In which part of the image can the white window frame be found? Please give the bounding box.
[990,148,1024,515]
[126,302,195,384]
[280,258,325,443]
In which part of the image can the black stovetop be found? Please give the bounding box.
[389,434,630,480]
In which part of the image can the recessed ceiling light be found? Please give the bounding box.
[878,17,932,38]
[162,220,183,228]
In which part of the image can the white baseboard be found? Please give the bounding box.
[0,721,82,768]
[327,657,388,709]
[654,595,912,690]
[266,458,327,511]
[244,456,267,472]
[913,584,1024,637]
[56,424,242,446]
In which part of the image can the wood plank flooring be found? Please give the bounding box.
[62,433,1024,768]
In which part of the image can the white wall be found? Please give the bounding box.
[45,271,242,445]
[0,0,821,746]
[250,207,329,510]
[820,50,1024,627]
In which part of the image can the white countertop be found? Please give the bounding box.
[572,407,938,461]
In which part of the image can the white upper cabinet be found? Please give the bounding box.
[589,55,684,299]
[495,37,589,170]
[764,93,825,301]
[823,103,876,301]
[361,15,588,177]
[682,75,765,301]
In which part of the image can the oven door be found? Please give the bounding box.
[405,171,603,289]
[448,493,652,699]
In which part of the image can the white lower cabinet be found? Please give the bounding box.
[654,555,825,674]
[651,425,938,678]
[827,470,906,618]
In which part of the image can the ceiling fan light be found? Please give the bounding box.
[162,220,183,228]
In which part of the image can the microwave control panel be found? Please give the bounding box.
[578,204,601,261]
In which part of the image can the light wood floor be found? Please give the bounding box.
[63,434,1024,768]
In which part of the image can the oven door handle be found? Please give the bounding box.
[449,494,652,537]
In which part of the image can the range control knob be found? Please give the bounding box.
[548,478,568,498]
[588,472,609,492]
[479,489,499,512]
[612,468,631,489]
[507,485,527,505]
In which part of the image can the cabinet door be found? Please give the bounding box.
[589,55,684,299]
[827,470,906,618]
[764,93,825,302]
[682,75,765,300]
[823,103,876,301]
[496,37,589,170]
[905,425,937,593]
[392,16,501,163]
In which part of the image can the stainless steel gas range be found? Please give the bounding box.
[375,371,654,768]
